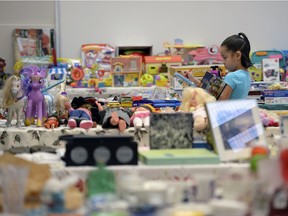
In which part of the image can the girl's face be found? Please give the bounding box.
[220,46,241,72]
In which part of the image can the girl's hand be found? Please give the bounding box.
[184,69,201,87]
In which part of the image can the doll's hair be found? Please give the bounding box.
[221,32,252,68]
[179,87,216,112]
[55,94,69,113]
[2,75,22,108]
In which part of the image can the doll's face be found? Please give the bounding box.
[190,91,198,107]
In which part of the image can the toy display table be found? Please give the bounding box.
[0,122,149,150]
[55,163,250,181]
[46,86,161,99]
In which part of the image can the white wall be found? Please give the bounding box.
[0,1,55,72]
[59,1,288,59]
[1,1,288,72]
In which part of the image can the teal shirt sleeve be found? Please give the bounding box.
[224,73,236,89]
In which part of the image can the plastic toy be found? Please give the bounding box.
[163,41,204,64]
[2,75,25,127]
[111,56,142,87]
[47,63,67,87]
[21,66,47,127]
[155,74,169,87]
[144,55,182,75]
[44,115,60,129]
[70,66,85,87]
[188,45,223,65]
[147,65,159,75]
[178,87,216,132]
[140,74,154,87]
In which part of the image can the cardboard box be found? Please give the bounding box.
[263,90,288,104]
[139,149,220,165]
[170,64,226,77]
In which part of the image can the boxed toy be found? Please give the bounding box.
[169,64,226,90]
[262,90,288,104]
[144,55,182,75]
[116,45,152,61]
[111,56,142,87]
[248,64,262,81]
[170,64,226,77]
[13,28,52,61]
[262,58,280,83]
[81,44,115,87]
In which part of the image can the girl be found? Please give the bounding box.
[186,32,252,100]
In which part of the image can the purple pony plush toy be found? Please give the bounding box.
[21,66,47,127]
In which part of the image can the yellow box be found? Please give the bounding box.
[170,64,227,78]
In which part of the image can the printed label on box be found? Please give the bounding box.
[262,58,280,83]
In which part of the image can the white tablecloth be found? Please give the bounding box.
[57,163,250,181]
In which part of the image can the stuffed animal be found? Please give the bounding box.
[179,87,216,132]
[259,109,279,127]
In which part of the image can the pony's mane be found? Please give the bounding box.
[20,65,46,96]
[2,75,21,108]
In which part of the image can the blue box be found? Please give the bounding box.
[262,90,288,97]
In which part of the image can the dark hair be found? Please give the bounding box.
[221,32,252,68]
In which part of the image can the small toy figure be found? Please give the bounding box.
[44,115,60,129]
[96,101,132,132]
[21,66,47,127]
[65,99,94,130]
[210,65,221,77]
[130,106,150,129]
[84,50,99,68]
[179,87,216,132]
[2,75,25,127]
[54,83,69,124]
[65,96,102,130]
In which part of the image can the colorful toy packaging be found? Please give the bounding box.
[0,58,8,88]
[143,55,182,87]
[13,28,52,61]
[81,44,115,88]
[250,50,286,81]
[111,56,142,87]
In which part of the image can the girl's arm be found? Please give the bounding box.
[185,70,201,87]
[218,85,232,100]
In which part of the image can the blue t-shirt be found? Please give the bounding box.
[224,70,251,99]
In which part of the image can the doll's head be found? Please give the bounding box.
[179,87,216,112]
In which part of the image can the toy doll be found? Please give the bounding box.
[130,106,150,129]
[179,87,216,132]
[95,101,132,132]
[54,83,69,124]
[65,98,95,130]
[44,115,60,129]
